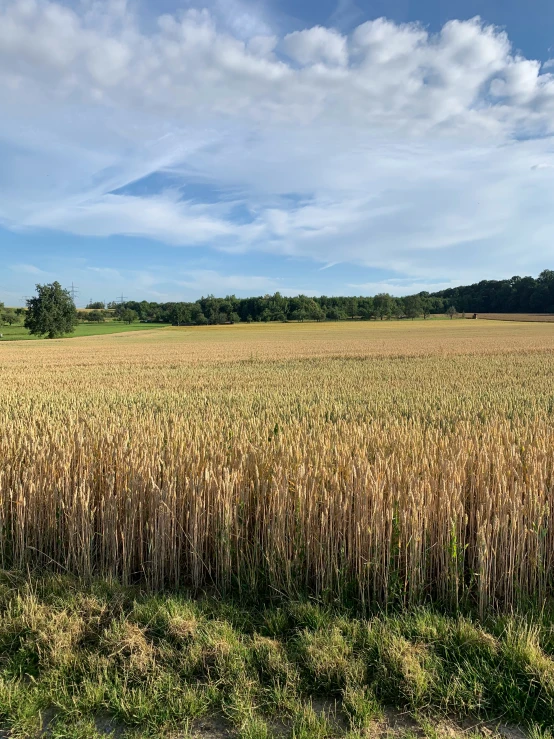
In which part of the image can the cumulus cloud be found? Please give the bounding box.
[1,0,554,290]
[2,2,554,132]
[283,26,348,66]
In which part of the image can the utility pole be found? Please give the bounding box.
[67,282,79,305]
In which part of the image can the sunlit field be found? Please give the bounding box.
[2,319,554,613]
[4,320,554,735]
[0,321,169,341]
[476,313,554,322]
[3,316,554,360]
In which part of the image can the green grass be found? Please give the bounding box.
[0,323,170,341]
[0,315,457,342]
[0,573,552,738]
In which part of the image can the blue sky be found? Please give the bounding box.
[1,0,554,306]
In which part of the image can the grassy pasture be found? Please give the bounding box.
[0,321,170,341]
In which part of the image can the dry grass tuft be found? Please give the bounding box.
[101,621,156,675]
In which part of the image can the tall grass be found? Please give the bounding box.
[2,322,554,612]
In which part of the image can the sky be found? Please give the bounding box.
[1,0,554,306]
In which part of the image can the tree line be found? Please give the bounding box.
[90,270,554,326]
[433,270,554,313]
[105,292,446,325]
[2,270,553,338]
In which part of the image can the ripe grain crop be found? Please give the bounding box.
[2,320,554,613]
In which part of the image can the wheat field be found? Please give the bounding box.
[2,320,554,612]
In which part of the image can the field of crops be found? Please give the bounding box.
[2,320,554,613]
[476,313,554,322]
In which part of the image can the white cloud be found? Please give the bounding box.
[1,1,554,288]
[24,192,258,246]
[283,26,348,66]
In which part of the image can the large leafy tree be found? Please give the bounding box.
[25,282,78,339]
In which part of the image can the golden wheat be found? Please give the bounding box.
[2,320,554,612]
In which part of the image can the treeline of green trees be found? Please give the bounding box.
[81,270,554,326]
[434,270,554,313]
[104,293,445,325]
[4,270,553,334]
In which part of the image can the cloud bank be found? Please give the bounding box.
[1,0,554,290]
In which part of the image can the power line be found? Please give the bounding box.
[66,282,79,304]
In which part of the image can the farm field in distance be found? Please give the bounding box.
[2,319,554,737]
[475,313,554,322]
[0,321,170,341]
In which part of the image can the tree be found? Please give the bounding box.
[392,300,405,320]
[309,305,326,322]
[326,307,345,321]
[446,305,457,319]
[86,301,105,309]
[171,304,190,326]
[374,293,393,320]
[229,312,241,324]
[347,297,358,319]
[120,309,138,324]
[216,311,229,324]
[403,295,422,320]
[358,298,375,320]
[87,310,106,323]
[419,293,432,319]
[1,308,20,326]
[25,282,78,338]
[291,308,307,322]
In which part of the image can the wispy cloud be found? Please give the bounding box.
[9,263,49,276]
[176,270,317,297]
[348,279,460,296]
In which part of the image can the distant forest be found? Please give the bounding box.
[87,270,554,325]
